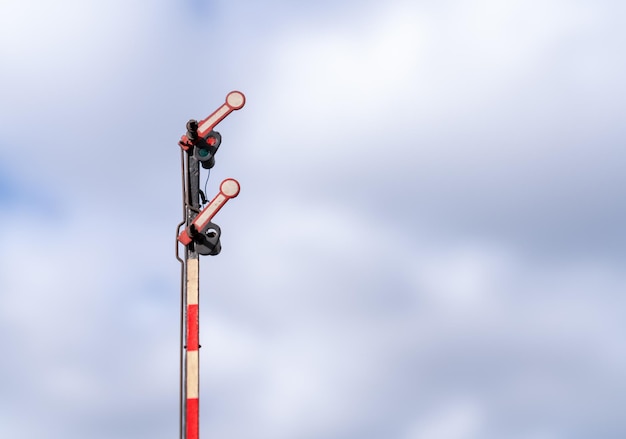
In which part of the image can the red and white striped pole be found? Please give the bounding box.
[185,257,200,439]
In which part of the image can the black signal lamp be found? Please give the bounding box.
[193,130,222,169]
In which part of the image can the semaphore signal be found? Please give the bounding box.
[175,91,246,439]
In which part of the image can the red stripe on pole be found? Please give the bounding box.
[187,304,199,350]
[186,398,199,439]
[178,229,192,245]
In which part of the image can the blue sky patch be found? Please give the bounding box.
[0,157,62,219]
[0,163,21,207]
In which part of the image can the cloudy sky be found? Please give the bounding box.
[1,0,625,438]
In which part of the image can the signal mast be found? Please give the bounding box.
[175,91,246,439]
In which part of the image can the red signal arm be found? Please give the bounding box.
[178,179,241,245]
[178,91,246,151]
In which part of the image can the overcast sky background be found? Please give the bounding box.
[1,0,625,438]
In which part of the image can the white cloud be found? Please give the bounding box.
[0,0,161,87]
[409,242,514,310]
[404,398,485,439]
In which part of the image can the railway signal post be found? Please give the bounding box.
[175,91,245,439]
